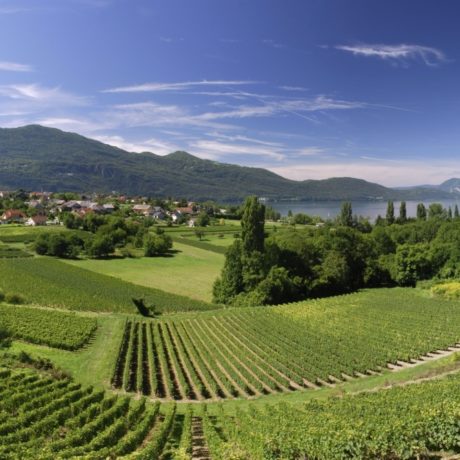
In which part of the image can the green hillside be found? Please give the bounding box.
[0,125,452,201]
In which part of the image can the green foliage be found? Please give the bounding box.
[399,200,407,222]
[339,201,353,227]
[144,233,172,256]
[35,232,84,258]
[240,196,265,254]
[0,246,32,259]
[386,200,395,224]
[196,211,210,227]
[214,372,460,459]
[113,288,460,401]
[4,293,26,305]
[86,235,115,258]
[1,125,452,201]
[417,202,427,220]
[213,240,244,304]
[0,327,11,349]
[0,258,218,314]
[0,304,96,349]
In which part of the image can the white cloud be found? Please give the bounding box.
[189,139,286,161]
[0,61,33,72]
[262,39,284,49]
[196,95,364,123]
[279,85,308,92]
[103,80,260,93]
[0,7,31,14]
[93,135,180,155]
[0,84,87,106]
[336,44,446,66]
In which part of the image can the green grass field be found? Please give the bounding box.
[0,258,216,313]
[63,242,224,303]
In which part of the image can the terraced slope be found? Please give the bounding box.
[204,371,460,459]
[0,304,97,350]
[112,288,460,400]
[0,365,181,459]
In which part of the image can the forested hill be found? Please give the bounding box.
[0,125,453,201]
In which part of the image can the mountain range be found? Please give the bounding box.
[0,125,457,202]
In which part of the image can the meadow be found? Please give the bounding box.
[63,242,224,303]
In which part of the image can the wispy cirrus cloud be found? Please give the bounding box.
[0,61,33,72]
[103,80,260,94]
[262,39,284,49]
[188,139,286,161]
[0,83,88,105]
[336,43,446,66]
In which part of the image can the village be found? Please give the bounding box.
[0,190,230,228]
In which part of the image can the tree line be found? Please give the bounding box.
[214,197,460,307]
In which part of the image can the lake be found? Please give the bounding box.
[270,199,460,221]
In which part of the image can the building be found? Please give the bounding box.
[1,210,26,224]
[25,215,48,226]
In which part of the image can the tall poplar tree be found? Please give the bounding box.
[339,202,353,227]
[241,196,265,255]
[399,201,407,223]
[416,203,427,220]
[386,201,395,225]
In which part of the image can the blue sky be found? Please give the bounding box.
[0,0,460,186]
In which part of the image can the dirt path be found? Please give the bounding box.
[388,345,460,372]
[191,417,211,460]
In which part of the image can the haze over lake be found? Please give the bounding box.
[271,199,460,221]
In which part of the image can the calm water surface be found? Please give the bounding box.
[270,199,460,221]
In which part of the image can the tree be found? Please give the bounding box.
[339,202,353,227]
[241,196,265,254]
[416,203,427,221]
[144,234,173,256]
[455,205,459,219]
[212,239,244,304]
[386,201,395,225]
[196,211,210,227]
[86,235,115,258]
[393,243,432,287]
[194,229,205,241]
[399,201,407,223]
[428,203,445,220]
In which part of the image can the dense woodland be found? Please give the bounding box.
[214,197,460,306]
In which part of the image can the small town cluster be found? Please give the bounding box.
[0,190,226,227]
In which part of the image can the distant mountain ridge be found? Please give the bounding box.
[0,125,455,202]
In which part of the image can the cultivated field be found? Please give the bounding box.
[63,242,224,303]
[0,258,217,313]
[111,288,460,400]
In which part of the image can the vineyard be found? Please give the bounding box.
[0,258,218,314]
[112,288,460,400]
[0,359,188,459]
[0,304,97,350]
[3,353,460,459]
[204,370,460,459]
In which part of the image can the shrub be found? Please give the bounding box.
[5,293,26,305]
[0,327,11,349]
